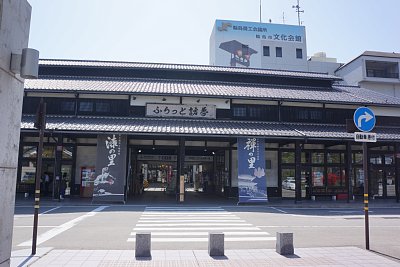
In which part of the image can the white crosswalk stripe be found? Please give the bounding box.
[127,206,276,243]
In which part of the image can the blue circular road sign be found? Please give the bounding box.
[353,107,376,132]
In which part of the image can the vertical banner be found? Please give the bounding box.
[93,134,127,203]
[238,137,268,203]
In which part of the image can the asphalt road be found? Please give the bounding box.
[12,203,400,259]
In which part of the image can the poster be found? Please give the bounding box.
[92,134,127,203]
[238,137,268,203]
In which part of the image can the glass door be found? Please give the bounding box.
[281,168,295,199]
[385,169,396,197]
[301,168,311,199]
[370,167,396,198]
[370,168,384,198]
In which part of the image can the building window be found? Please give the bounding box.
[263,46,270,56]
[233,107,246,117]
[365,60,399,78]
[95,101,111,113]
[61,101,75,112]
[312,167,324,186]
[276,47,282,57]
[79,101,93,112]
[296,48,303,59]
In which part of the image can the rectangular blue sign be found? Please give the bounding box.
[238,137,268,203]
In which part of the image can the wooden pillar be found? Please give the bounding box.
[395,143,400,203]
[228,146,232,188]
[176,137,185,199]
[54,134,63,200]
[346,141,353,202]
[295,140,302,203]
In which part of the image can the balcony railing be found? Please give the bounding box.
[366,69,399,79]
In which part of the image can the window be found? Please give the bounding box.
[23,146,37,158]
[311,152,324,164]
[296,48,303,59]
[61,101,75,112]
[327,167,343,186]
[263,46,270,56]
[276,47,282,57]
[281,152,295,164]
[327,152,343,164]
[312,167,324,186]
[233,107,246,117]
[79,101,93,112]
[248,106,262,118]
[95,101,111,113]
[281,106,323,123]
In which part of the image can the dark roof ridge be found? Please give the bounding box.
[39,58,340,80]
[35,75,335,92]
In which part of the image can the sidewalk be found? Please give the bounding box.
[14,193,400,209]
[11,247,400,266]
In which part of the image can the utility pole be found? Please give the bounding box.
[292,0,304,26]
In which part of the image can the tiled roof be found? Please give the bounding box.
[333,85,400,105]
[24,77,400,106]
[39,59,341,80]
[20,115,400,141]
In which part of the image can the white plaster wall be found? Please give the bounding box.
[307,61,342,75]
[0,0,31,266]
[335,57,364,85]
[75,146,97,185]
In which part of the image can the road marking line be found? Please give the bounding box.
[133,227,261,231]
[18,206,108,247]
[142,212,232,215]
[256,225,400,228]
[127,237,276,242]
[140,216,237,219]
[138,219,245,223]
[14,226,59,228]
[40,207,61,214]
[145,208,226,210]
[271,207,287,214]
[130,231,271,236]
[135,223,252,226]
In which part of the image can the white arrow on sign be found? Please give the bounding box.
[357,111,373,128]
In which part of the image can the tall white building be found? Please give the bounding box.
[335,51,400,98]
[210,19,308,71]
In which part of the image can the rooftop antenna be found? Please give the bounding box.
[292,0,304,26]
[259,0,262,23]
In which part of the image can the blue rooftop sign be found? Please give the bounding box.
[353,107,376,132]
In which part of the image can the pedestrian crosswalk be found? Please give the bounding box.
[127,206,276,243]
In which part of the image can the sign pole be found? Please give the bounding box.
[32,99,46,255]
[363,142,370,250]
[353,106,375,251]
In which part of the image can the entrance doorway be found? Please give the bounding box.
[301,168,311,199]
[281,168,295,199]
[370,167,396,198]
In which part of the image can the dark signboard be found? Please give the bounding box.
[238,137,268,203]
[93,134,127,203]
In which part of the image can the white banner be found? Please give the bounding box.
[146,103,216,119]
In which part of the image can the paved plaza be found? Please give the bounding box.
[11,246,400,266]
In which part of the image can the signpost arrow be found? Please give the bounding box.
[357,111,373,128]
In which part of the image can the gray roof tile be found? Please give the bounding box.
[20,115,400,141]
[24,78,400,106]
[39,59,341,80]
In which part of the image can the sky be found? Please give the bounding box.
[27,0,400,65]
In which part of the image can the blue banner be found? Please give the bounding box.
[238,138,268,203]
